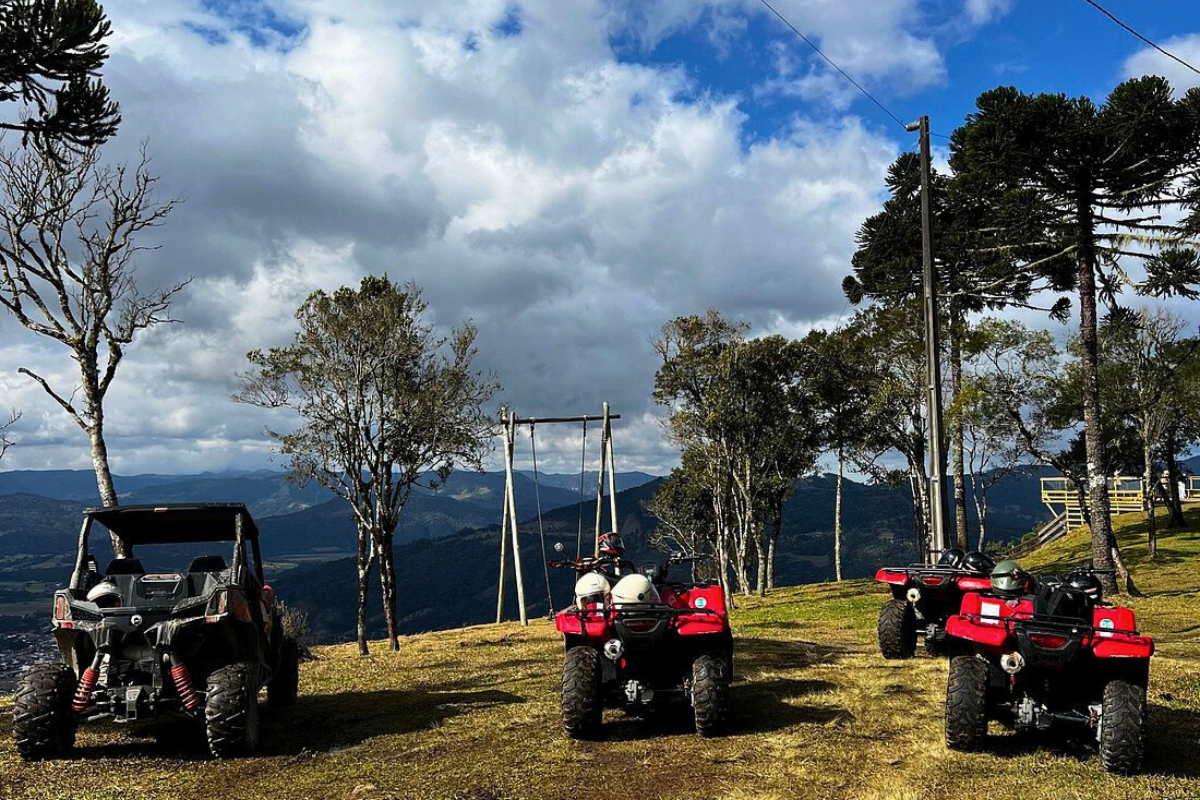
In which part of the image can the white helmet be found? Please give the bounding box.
[610,574,660,607]
[574,572,611,609]
[86,580,122,608]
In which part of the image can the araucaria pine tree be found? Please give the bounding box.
[951,76,1200,593]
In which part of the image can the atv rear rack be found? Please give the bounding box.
[564,602,724,622]
[956,610,1141,639]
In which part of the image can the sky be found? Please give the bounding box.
[3,0,1200,477]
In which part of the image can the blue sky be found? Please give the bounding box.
[614,2,1200,147]
[3,0,1200,476]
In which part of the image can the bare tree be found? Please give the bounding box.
[0,143,184,553]
[0,408,20,461]
[237,276,499,654]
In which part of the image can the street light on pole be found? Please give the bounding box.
[905,114,950,562]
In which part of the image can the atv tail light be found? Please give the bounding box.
[53,594,69,621]
[1029,633,1069,649]
[921,576,944,586]
[205,589,229,623]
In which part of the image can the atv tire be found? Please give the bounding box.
[878,598,917,660]
[268,637,300,708]
[206,663,261,758]
[1100,678,1146,774]
[945,655,988,751]
[12,664,77,760]
[691,653,730,737]
[561,646,601,739]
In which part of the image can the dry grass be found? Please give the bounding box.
[1,512,1197,800]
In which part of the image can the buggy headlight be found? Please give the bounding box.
[204,589,228,623]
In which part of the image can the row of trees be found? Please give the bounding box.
[648,75,1200,597]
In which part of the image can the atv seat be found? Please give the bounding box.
[105,558,146,575]
[1031,582,1093,622]
[188,555,228,573]
[186,555,229,598]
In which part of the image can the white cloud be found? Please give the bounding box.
[0,0,996,476]
[1123,32,1200,92]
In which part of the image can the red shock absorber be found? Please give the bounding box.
[170,663,201,711]
[72,667,99,712]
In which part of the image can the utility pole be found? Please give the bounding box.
[906,114,950,561]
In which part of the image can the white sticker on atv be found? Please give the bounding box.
[695,597,708,609]
[1099,618,1114,630]
[980,601,1002,623]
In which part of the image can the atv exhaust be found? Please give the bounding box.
[906,587,921,604]
[603,638,625,662]
[1000,651,1026,675]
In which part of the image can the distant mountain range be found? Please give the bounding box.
[273,469,1058,642]
[0,465,1058,643]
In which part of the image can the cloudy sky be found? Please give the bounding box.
[3,0,1200,477]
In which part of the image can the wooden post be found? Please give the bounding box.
[605,403,618,534]
[503,410,528,626]
[495,410,509,624]
[593,404,607,555]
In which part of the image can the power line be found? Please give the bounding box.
[1080,0,1200,77]
[757,0,908,130]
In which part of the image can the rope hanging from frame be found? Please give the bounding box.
[528,423,554,615]
[575,418,588,559]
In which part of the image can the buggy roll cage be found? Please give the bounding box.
[69,503,265,591]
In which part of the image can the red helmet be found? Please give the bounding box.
[598,531,625,557]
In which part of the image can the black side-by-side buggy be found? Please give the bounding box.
[12,504,298,760]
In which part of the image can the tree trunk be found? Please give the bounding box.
[356,525,375,656]
[377,532,400,651]
[86,403,125,557]
[1142,438,1157,558]
[754,532,766,598]
[1165,430,1188,528]
[979,494,989,552]
[1075,201,1122,595]
[834,447,844,582]
[950,309,969,549]
[971,481,987,552]
[767,497,782,590]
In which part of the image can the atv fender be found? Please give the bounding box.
[875,569,909,587]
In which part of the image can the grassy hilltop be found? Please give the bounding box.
[1,512,1197,800]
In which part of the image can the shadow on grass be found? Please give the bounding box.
[61,688,525,760]
[736,637,853,673]
[966,703,1200,779]
[593,677,850,741]
[1146,705,1200,779]
[729,678,850,734]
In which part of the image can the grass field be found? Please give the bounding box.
[1,510,1197,800]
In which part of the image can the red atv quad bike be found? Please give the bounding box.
[943,563,1154,774]
[550,551,733,739]
[875,548,994,659]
